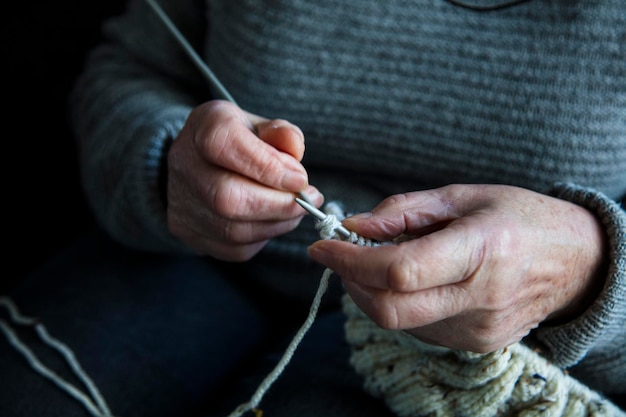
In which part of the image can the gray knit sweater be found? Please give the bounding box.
[70,0,625,400]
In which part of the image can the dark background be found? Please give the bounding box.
[2,1,127,293]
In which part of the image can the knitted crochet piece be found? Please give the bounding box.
[342,295,625,417]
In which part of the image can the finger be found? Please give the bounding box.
[308,220,485,292]
[195,101,309,192]
[175,219,270,262]
[181,213,306,249]
[405,310,534,353]
[197,163,323,221]
[342,185,481,241]
[342,279,471,330]
[253,118,306,161]
[169,190,312,260]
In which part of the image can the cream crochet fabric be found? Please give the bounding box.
[343,294,625,417]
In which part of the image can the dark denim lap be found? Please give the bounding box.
[0,230,274,417]
[0,229,394,417]
[208,311,395,417]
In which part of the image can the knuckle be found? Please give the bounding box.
[202,121,231,161]
[379,193,409,210]
[252,150,285,186]
[470,317,509,353]
[202,99,238,119]
[207,179,246,219]
[255,157,278,184]
[369,300,402,330]
[218,222,259,246]
[197,102,241,159]
[265,118,303,138]
[386,253,419,291]
[487,220,519,265]
[212,220,247,247]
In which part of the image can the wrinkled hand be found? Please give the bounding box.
[308,184,607,353]
[167,100,322,261]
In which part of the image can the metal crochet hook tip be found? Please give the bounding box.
[294,198,352,239]
[296,191,314,206]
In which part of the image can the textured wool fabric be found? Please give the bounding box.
[342,293,626,417]
[69,0,626,410]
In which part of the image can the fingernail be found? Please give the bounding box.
[282,170,308,190]
[343,212,372,229]
[305,188,324,203]
[307,243,328,260]
[347,212,373,221]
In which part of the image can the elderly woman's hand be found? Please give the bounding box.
[167,100,322,261]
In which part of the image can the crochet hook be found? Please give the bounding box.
[294,198,352,239]
[145,0,315,207]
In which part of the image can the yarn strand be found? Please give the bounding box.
[0,297,115,417]
[226,267,334,417]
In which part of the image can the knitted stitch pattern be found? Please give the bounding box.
[342,294,625,417]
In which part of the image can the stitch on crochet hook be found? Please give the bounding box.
[294,198,352,239]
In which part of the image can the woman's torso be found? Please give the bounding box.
[196,0,626,302]
[206,0,626,205]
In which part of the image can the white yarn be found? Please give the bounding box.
[0,267,334,417]
[0,296,116,417]
[227,267,333,417]
[226,201,373,416]
[316,201,385,246]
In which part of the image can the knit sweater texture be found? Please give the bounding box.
[69,0,625,403]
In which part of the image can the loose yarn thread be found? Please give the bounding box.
[226,202,369,416]
[226,267,333,417]
[0,204,348,417]
[0,296,116,417]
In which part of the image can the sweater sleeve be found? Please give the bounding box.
[533,182,626,394]
[69,0,209,253]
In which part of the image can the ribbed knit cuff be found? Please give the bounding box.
[535,182,626,368]
[140,115,189,251]
[119,106,194,254]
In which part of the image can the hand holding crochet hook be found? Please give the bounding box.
[166,100,323,261]
[144,0,323,261]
